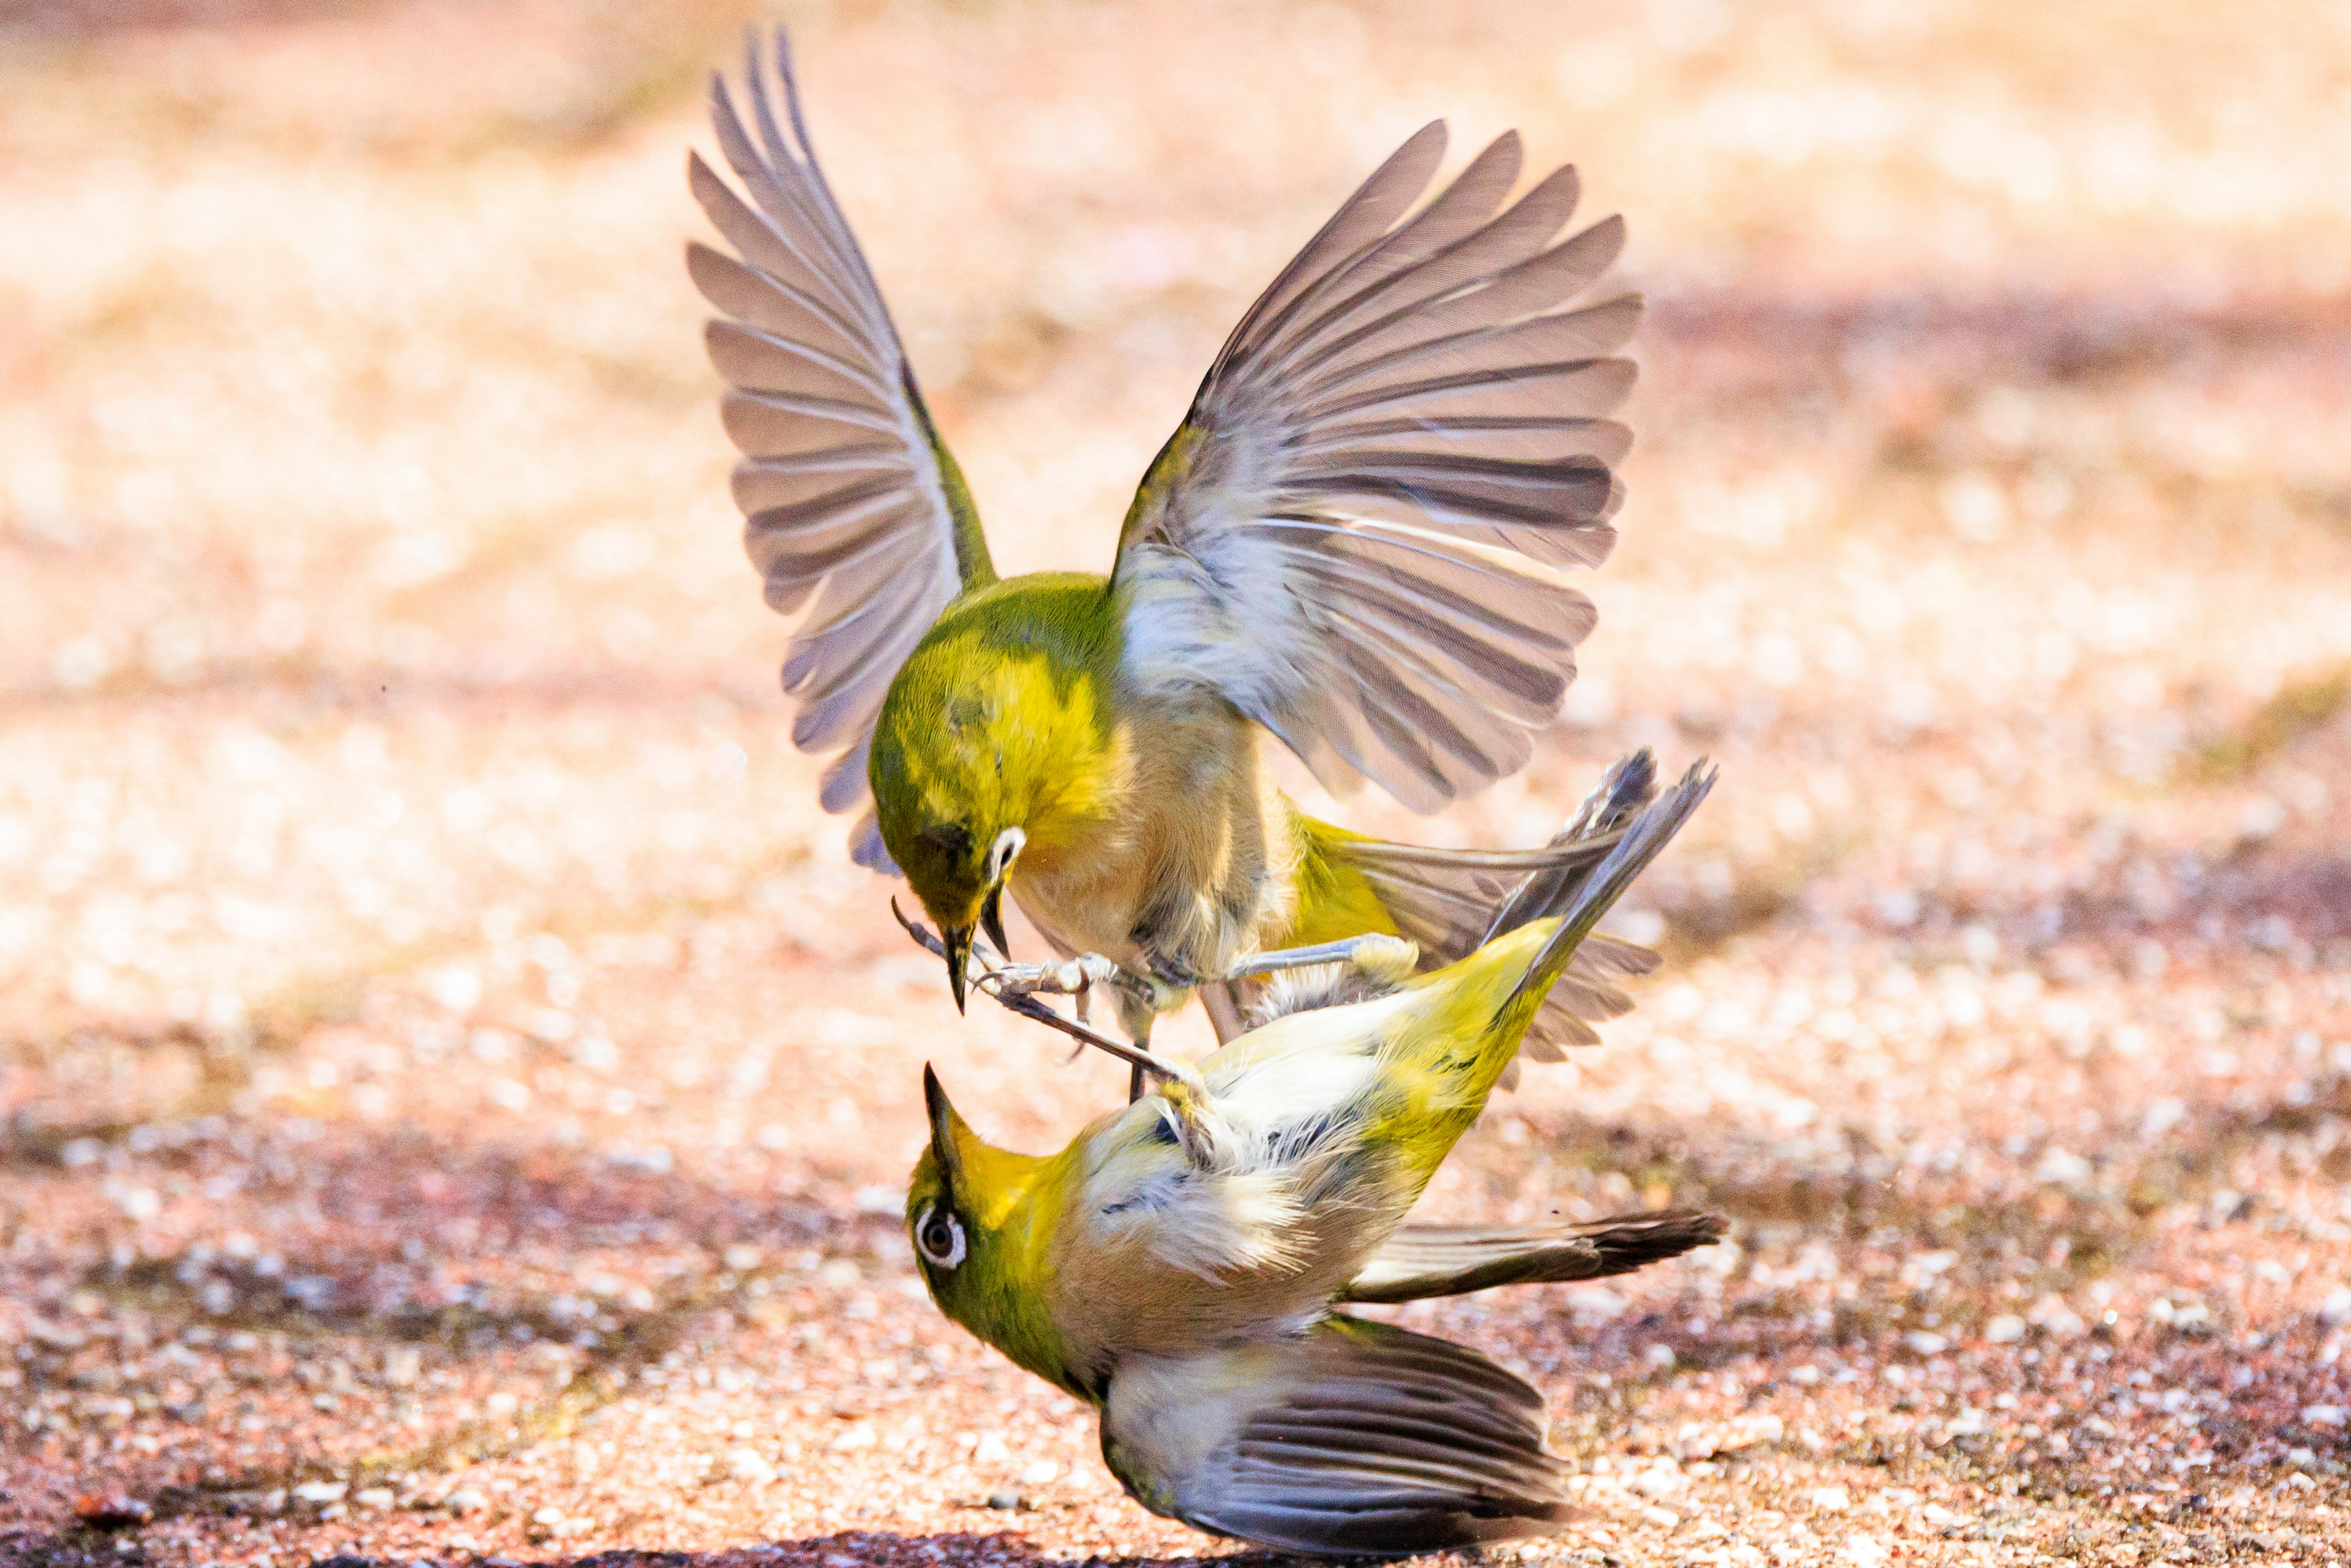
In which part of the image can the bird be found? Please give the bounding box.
[689,32,1653,1070]
[903,762,1718,1556]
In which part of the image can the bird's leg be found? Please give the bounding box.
[1218,932,1421,985]
[891,900,1203,1095]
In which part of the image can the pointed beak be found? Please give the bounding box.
[922,1062,965,1190]
[942,925,972,1015]
[979,885,1010,961]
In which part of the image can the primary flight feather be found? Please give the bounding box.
[691,32,1648,1056]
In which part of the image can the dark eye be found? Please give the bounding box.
[914,1202,966,1270]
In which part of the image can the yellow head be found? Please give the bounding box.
[866,576,1123,1007]
[904,1065,1088,1396]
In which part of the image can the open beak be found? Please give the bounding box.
[942,924,972,1015]
[979,885,1010,961]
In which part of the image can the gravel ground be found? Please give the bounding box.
[4,2,2350,1566]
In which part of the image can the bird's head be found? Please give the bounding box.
[905,1065,1075,1385]
[882,813,1026,1013]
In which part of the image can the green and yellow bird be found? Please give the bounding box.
[903,763,1718,1557]
[692,34,1651,1059]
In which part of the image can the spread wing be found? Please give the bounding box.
[1103,1318,1574,1557]
[1112,123,1639,812]
[688,31,994,872]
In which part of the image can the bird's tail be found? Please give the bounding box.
[1291,750,1666,1057]
[1339,1208,1725,1304]
[1501,760,1717,1032]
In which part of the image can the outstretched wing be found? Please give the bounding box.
[688,31,994,871]
[1112,123,1638,812]
[1103,1318,1574,1557]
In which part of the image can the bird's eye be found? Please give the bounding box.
[986,826,1026,881]
[913,1202,966,1270]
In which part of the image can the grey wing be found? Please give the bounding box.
[1113,123,1639,812]
[1321,750,1663,1057]
[688,31,994,872]
[1341,1209,1725,1304]
[1104,1318,1573,1558]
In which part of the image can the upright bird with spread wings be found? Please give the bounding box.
[690,34,1649,1069]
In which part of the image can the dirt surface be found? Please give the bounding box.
[5,1,2351,1565]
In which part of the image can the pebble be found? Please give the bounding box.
[727,1447,779,1484]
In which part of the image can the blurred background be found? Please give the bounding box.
[2,1,2349,1562]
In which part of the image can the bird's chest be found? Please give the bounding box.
[1013,693,1298,979]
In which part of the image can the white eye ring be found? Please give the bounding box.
[913,1202,967,1269]
[986,826,1026,881]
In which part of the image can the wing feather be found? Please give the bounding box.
[1114,127,1638,809]
[690,31,992,874]
[1103,1318,1572,1558]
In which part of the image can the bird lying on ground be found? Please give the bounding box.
[690,32,1653,1072]
[905,761,1719,1556]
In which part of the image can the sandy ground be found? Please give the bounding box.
[4,1,2351,1565]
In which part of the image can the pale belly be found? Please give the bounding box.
[1009,694,1299,1006]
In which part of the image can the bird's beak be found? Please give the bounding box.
[921,1063,966,1191]
[979,885,1010,961]
[942,924,972,1015]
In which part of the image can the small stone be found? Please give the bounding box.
[444,1488,489,1514]
[354,1487,395,1510]
[1921,1503,1965,1526]
[1903,1330,1949,1356]
[291,1481,347,1505]
[727,1447,778,1484]
[382,1347,421,1387]
[2303,1405,2346,1426]
[985,1490,1023,1510]
[72,1493,152,1530]
[828,1421,876,1453]
[1018,1459,1059,1487]
[1983,1314,2027,1345]
[1809,1486,1851,1512]
[531,1507,566,1526]
[1639,1506,1679,1528]
[972,1433,1011,1465]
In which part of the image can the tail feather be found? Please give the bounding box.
[1479,748,1659,943]
[1506,760,1717,1021]
[1341,1209,1727,1304]
[1304,749,1670,1059]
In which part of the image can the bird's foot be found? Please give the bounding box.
[977,952,1153,1022]
[1220,932,1420,986]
